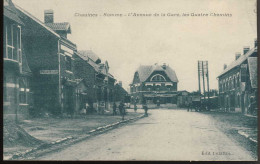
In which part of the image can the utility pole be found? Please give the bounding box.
[201,61,206,100]
[198,61,201,95]
[198,60,210,111]
[206,61,210,110]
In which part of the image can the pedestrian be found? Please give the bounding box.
[113,102,117,116]
[119,101,125,120]
[157,99,160,108]
[143,103,148,116]
[134,103,137,112]
[248,96,256,115]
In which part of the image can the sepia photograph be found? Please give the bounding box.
[3,0,258,161]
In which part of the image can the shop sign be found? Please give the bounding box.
[40,70,58,75]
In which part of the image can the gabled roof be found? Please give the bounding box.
[134,64,178,83]
[76,51,100,72]
[45,22,71,33]
[248,57,257,89]
[76,51,114,79]
[217,47,257,78]
[14,3,60,37]
[4,0,24,25]
[78,50,101,64]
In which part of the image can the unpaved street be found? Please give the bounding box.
[37,109,256,161]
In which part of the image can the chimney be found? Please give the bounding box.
[254,39,258,47]
[235,52,241,60]
[162,63,167,70]
[44,9,54,23]
[118,81,122,87]
[243,46,250,55]
[224,64,227,70]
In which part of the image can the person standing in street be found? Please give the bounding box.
[113,102,117,116]
[119,101,125,120]
[134,102,137,112]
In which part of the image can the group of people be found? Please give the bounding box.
[113,101,149,119]
[113,102,126,120]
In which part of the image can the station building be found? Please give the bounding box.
[130,63,178,105]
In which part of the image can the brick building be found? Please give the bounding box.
[15,6,77,116]
[130,63,178,105]
[3,0,32,120]
[74,50,116,112]
[217,40,258,114]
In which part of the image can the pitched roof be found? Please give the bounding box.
[76,51,114,79]
[78,50,101,63]
[4,1,24,25]
[248,57,257,89]
[217,47,257,78]
[45,22,71,33]
[134,64,178,83]
[14,3,60,37]
[76,51,100,72]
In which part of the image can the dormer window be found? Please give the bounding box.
[151,74,166,82]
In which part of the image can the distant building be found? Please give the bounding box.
[114,82,128,103]
[177,90,190,108]
[130,63,178,104]
[74,50,116,111]
[217,40,258,114]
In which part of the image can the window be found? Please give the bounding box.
[151,74,166,82]
[65,56,72,71]
[5,24,21,62]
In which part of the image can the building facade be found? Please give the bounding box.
[217,40,258,114]
[15,7,77,116]
[3,0,33,120]
[114,81,128,103]
[130,63,178,104]
[74,50,116,112]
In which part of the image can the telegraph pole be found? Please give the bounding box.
[198,61,201,94]
[198,60,210,111]
[206,61,210,111]
[201,61,206,100]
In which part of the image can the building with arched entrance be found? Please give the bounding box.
[129,63,178,106]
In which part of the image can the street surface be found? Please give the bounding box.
[37,109,256,161]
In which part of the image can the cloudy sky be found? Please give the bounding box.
[13,0,257,92]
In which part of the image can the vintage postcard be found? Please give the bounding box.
[3,0,258,161]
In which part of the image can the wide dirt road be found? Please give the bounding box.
[37,109,256,161]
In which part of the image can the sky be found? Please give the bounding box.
[13,0,257,92]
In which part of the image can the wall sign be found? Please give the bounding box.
[40,70,58,75]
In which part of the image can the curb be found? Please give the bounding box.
[9,114,145,160]
[238,130,257,144]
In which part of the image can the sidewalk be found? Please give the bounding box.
[4,109,144,159]
[202,110,257,158]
